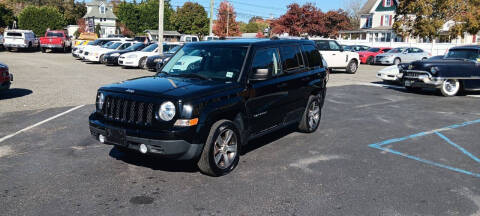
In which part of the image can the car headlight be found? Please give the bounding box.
[97,93,105,110]
[127,54,137,58]
[158,101,176,121]
[154,58,162,63]
[430,67,438,74]
[111,53,120,57]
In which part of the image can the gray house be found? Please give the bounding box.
[83,0,117,38]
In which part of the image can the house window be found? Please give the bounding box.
[384,0,392,7]
[100,5,105,14]
[365,16,372,28]
[383,15,392,26]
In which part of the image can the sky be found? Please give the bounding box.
[168,0,348,22]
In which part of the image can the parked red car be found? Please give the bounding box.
[358,47,392,64]
[39,30,72,53]
[0,62,12,91]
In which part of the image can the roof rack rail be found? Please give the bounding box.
[270,36,308,40]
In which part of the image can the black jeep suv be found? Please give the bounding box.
[89,39,328,176]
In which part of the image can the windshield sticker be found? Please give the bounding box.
[226,72,234,78]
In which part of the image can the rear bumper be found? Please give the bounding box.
[41,44,63,49]
[89,116,203,160]
[0,76,11,91]
[4,43,27,48]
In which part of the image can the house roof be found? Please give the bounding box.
[83,0,117,19]
[359,0,399,14]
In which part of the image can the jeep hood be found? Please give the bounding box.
[100,76,235,99]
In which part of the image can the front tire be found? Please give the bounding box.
[367,56,374,65]
[197,120,241,176]
[440,79,461,97]
[139,57,147,69]
[298,94,323,133]
[346,60,358,74]
[41,47,46,53]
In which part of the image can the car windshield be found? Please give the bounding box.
[46,32,63,37]
[388,48,406,53]
[141,43,158,52]
[101,42,114,48]
[445,49,480,61]
[160,45,248,81]
[125,43,144,51]
[166,45,181,54]
[367,48,380,52]
[108,42,122,49]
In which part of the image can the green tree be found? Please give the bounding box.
[115,0,174,35]
[173,2,209,36]
[18,5,66,36]
[0,3,15,28]
[393,0,467,40]
[116,1,140,34]
[244,22,259,33]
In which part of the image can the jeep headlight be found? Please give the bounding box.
[97,93,105,110]
[158,101,176,121]
[430,67,438,74]
[111,53,120,57]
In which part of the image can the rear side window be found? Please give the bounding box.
[302,45,322,68]
[251,48,281,77]
[7,32,22,37]
[279,46,304,72]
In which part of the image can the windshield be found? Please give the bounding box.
[388,48,406,53]
[445,49,480,61]
[101,41,114,48]
[160,45,248,81]
[125,43,144,51]
[108,42,122,49]
[46,32,63,37]
[367,48,380,52]
[141,43,158,52]
[166,45,181,54]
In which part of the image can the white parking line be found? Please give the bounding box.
[358,82,480,98]
[0,105,85,144]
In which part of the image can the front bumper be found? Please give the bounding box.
[402,70,443,88]
[375,57,394,65]
[146,58,158,70]
[0,75,12,91]
[359,56,368,64]
[102,55,119,65]
[118,58,138,67]
[377,73,399,81]
[85,54,101,62]
[89,117,203,160]
[41,44,63,49]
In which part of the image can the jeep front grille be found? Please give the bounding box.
[102,96,155,125]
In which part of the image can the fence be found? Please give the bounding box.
[337,40,476,56]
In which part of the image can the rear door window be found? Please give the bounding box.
[302,45,322,68]
[251,47,281,77]
[279,46,304,72]
[7,32,22,37]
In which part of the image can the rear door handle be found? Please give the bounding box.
[332,54,336,56]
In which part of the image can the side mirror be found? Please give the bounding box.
[340,47,344,52]
[250,69,270,81]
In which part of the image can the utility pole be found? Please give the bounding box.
[158,0,164,55]
[209,0,214,36]
[226,1,229,37]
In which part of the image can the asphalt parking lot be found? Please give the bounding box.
[1,51,480,215]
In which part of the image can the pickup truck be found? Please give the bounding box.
[40,30,72,53]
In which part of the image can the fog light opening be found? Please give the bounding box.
[98,134,106,143]
[139,144,148,154]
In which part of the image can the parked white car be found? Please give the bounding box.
[376,65,401,82]
[311,39,360,74]
[118,43,159,68]
[375,47,431,65]
[77,38,124,59]
[3,30,39,51]
[203,35,219,41]
[84,41,135,63]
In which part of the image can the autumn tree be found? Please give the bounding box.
[213,1,240,37]
[393,0,467,40]
[271,3,350,37]
[172,2,209,36]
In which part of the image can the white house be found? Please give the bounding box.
[83,0,117,38]
[338,0,480,44]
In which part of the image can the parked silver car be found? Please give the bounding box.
[375,47,430,65]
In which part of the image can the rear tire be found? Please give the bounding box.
[41,48,46,53]
[346,60,358,74]
[298,94,323,133]
[197,120,241,177]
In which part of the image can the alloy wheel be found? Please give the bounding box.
[307,100,320,130]
[213,129,238,169]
